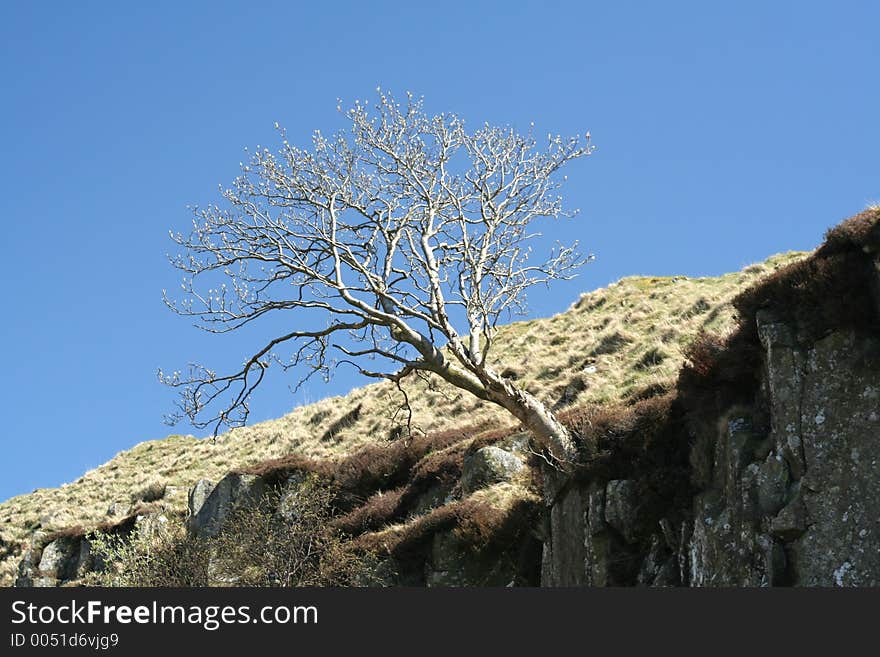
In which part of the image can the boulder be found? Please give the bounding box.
[36,536,92,585]
[188,479,216,518]
[461,447,525,494]
[188,473,265,538]
[14,532,93,588]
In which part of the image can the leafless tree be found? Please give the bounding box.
[161,90,594,465]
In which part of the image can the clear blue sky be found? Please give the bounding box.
[1,1,877,502]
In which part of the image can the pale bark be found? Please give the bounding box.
[162,89,592,463]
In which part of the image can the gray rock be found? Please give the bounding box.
[188,473,265,538]
[187,479,216,518]
[587,484,606,535]
[604,480,640,544]
[659,518,678,551]
[756,454,790,516]
[542,485,588,586]
[135,513,170,539]
[497,432,532,455]
[721,417,759,502]
[687,503,771,587]
[372,558,418,586]
[543,479,656,586]
[541,320,880,587]
[770,486,806,541]
[461,446,525,494]
[14,531,47,587]
[760,535,787,586]
[78,538,99,576]
[789,329,880,586]
[583,526,615,586]
[757,311,808,480]
[36,536,86,586]
[638,535,678,586]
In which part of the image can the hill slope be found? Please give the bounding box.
[0,250,807,585]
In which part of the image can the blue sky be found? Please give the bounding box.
[1,1,877,502]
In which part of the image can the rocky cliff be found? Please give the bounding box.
[542,208,880,586]
[10,208,880,587]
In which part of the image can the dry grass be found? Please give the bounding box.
[0,250,808,585]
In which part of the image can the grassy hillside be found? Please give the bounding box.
[0,251,807,585]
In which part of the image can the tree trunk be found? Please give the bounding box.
[426,344,577,466]
[483,372,578,465]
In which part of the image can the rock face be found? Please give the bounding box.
[542,480,674,586]
[778,327,880,585]
[15,531,94,587]
[37,537,92,586]
[187,480,215,521]
[16,320,880,589]
[15,209,880,589]
[688,320,880,587]
[542,318,880,587]
[187,473,264,538]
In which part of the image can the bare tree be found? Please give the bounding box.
[161,90,593,465]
